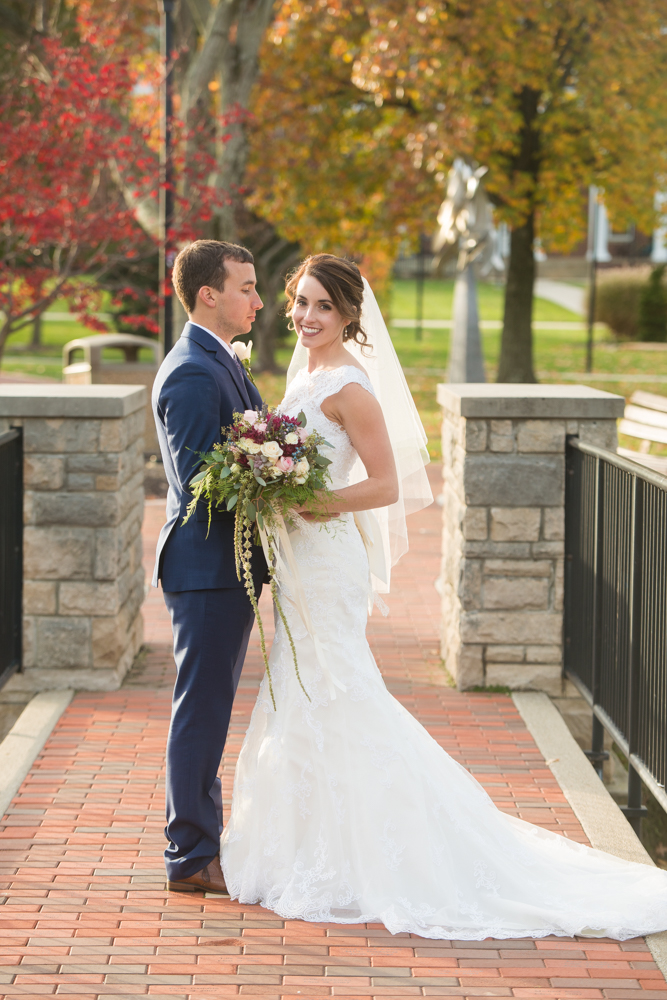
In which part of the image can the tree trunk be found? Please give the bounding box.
[497,216,537,383]
[239,211,300,371]
[179,0,275,243]
[254,295,280,372]
[30,312,42,349]
[496,85,540,384]
[171,290,188,345]
[253,240,301,371]
[215,0,275,241]
[112,1,275,247]
[0,318,10,368]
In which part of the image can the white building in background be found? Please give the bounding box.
[651,193,667,264]
[587,186,612,263]
[587,185,667,265]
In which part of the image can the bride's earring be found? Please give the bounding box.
[287,319,296,332]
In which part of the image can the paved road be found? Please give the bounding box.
[1,466,664,999]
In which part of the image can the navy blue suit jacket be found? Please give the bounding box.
[151,322,265,591]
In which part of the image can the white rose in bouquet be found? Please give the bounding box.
[239,437,261,455]
[294,458,310,477]
[284,431,299,445]
[261,440,283,460]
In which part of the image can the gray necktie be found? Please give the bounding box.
[230,350,246,381]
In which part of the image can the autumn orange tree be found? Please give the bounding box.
[248,1,436,280]
[244,0,440,368]
[354,1,667,381]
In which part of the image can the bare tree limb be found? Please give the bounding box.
[181,0,239,118]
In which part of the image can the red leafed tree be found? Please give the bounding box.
[0,9,259,360]
[0,37,158,362]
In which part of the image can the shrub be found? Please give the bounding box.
[638,264,667,342]
[593,268,648,340]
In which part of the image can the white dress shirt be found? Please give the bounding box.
[191,322,236,358]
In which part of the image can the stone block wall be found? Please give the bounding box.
[438,384,625,694]
[0,385,146,692]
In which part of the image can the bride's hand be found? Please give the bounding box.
[293,504,334,523]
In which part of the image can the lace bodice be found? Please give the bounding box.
[279,365,376,489]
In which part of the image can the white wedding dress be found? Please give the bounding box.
[221,364,667,941]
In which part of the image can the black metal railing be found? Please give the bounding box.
[564,437,667,835]
[0,428,22,688]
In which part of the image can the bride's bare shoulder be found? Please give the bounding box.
[341,350,369,377]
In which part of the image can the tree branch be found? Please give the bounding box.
[108,155,159,238]
[181,0,239,117]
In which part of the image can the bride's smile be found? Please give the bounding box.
[293,274,346,354]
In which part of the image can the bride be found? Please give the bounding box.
[221,253,667,940]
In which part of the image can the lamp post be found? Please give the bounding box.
[585,186,612,373]
[586,186,602,375]
[415,234,429,342]
[159,0,175,355]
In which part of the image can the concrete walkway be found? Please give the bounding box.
[534,279,586,317]
[1,465,666,999]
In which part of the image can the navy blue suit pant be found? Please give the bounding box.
[162,582,262,880]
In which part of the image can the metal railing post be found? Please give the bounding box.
[587,455,609,778]
[0,427,23,690]
[623,475,648,834]
[564,438,667,833]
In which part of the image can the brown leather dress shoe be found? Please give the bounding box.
[167,855,229,896]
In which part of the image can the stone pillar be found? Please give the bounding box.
[438,384,625,694]
[0,385,146,692]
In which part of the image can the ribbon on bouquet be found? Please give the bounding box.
[256,517,348,701]
[353,509,388,603]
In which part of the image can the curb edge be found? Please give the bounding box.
[513,691,667,979]
[0,689,74,820]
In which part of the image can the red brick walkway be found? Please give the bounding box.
[1,466,665,999]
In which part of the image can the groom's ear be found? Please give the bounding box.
[197,285,218,309]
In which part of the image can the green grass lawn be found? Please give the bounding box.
[385,279,667,459]
[390,277,577,323]
[4,277,667,460]
[2,314,159,380]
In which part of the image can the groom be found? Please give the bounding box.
[152,240,267,894]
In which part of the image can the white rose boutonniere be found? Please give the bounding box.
[232,339,256,387]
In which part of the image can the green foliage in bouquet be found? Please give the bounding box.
[182,406,335,708]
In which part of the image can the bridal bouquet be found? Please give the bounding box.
[182,406,334,708]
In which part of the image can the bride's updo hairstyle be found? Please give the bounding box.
[285,254,370,351]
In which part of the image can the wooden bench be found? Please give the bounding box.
[618,390,667,474]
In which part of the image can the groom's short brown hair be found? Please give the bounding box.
[172,240,254,314]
